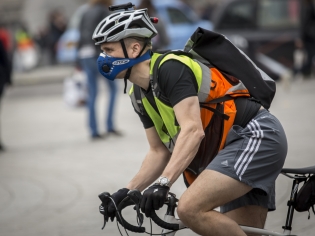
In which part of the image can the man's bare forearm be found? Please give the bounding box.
[162,125,204,186]
[126,148,170,191]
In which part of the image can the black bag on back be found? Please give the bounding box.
[183,27,276,110]
[295,175,315,218]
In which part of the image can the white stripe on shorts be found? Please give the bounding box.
[234,120,264,180]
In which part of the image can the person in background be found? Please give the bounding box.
[0,25,12,151]
[300,0,315,78]
[78,0,121,140]
[13,23,39,71]
[293,38,306,80]
[34,26,49,66]
[138,0,170,51]
[48,9,67,65]
[200,2,217,21]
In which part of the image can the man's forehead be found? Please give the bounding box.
[101,42,119,49]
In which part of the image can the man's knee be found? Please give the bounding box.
[177,194,197,224]
[177,197,188,222]
[177,192,215,225]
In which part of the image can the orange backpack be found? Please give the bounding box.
[150,51,251,186]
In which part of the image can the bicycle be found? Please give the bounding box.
[99,165,315,236]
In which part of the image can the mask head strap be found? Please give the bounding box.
[120,38,149,94]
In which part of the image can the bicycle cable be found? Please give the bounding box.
[116,220,126,236]
[109,196,130,236]
[144,217,186,236]
[109,196,187,236]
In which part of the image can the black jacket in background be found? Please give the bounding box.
[0,39,11,96]
[300,0,315,41]
[78,4,109,54]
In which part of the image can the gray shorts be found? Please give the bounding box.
[207,109,287,213]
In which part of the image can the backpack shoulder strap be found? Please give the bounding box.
[151,51,193,106]
[151,51,231,121]
[133,84,146,116]
[133,84,162,117]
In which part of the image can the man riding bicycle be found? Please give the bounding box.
[93,7,288,236]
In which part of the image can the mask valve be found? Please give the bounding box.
[102,65,110,73]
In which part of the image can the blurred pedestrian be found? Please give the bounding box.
[78,0,121,140]
[0,23,12,74]
[293,38,306,80]
[48,9,67,64]
[0,32,12,151]
[34,26,50,66]
[138,0,170,51]
[13,23,38,71]
[200,3,217,21]
[0,25,12,53]
[300,0,315,78]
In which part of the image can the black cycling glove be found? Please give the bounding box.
[140,184,169,217]
[99,188,129,221]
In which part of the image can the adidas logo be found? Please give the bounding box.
[221,160,228,167]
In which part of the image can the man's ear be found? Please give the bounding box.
[131,42,141,58]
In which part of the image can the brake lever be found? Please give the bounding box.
[128,190,144,227]
[98,192,111,230]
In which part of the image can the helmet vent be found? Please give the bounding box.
[118,16,130,23]
[108,25,125,38]
[103,21,115,33]
[129,19,146,30]
[97,21,106,34]
[134,13,143,18]
[128,23,141,29]
[94,36,104,43]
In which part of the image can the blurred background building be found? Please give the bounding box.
[0,0,308,82]
[0,0,85,33]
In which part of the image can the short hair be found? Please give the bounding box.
[124,37,152,55]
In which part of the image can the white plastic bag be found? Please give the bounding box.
[63,69,88,107]
[13,46,39,71]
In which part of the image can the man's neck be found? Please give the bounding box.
[128,59,151,91]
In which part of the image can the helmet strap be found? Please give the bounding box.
[123,69,131,93]
[120,39,131,94]
[137,38,149,58]
[120,38,149,94]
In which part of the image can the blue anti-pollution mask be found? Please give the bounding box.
[97,50,152,81]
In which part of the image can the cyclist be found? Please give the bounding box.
[93,8,288,236]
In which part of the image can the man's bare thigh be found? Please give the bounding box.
[180,169,252,212]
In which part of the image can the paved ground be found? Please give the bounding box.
[0,75,315,236]
[12,64,74,86]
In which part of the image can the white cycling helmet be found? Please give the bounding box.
[93,8,158,45]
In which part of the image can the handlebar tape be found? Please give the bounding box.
[116,197,145,233]
[150,211,179,231]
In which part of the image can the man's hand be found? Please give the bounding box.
[99,188,129,221]
[140,184,169,217]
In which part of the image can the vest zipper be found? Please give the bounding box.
[169,136,175,149]
[162,124,174,149]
